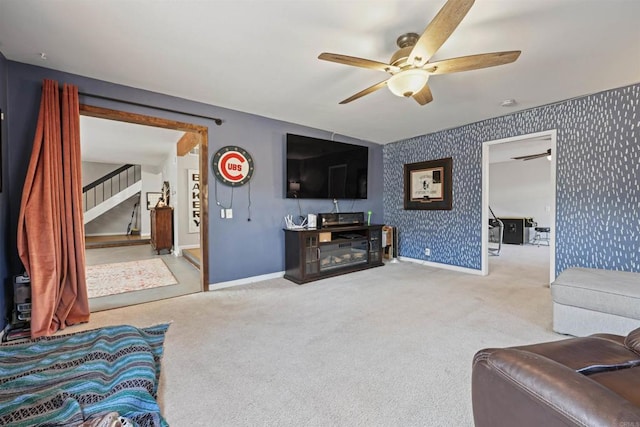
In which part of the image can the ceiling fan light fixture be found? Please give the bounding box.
[387,69,429,98]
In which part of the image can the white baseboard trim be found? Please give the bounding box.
[209,271,285,291]
[398,256,484,275]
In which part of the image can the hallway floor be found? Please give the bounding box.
[85,244,201,312]
[182,248,201,269]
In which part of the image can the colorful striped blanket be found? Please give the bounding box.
[0,324,169,427]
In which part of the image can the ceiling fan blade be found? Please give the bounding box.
[413,83,434,105]
[512,149,551,161]
[425,51,521,74]
[512,154,540,160]
[318,53,399,73]
[339,80,389,104]
[409,0,475,66]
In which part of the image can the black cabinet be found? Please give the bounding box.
[499,217,534,245]
[284,225,384,284]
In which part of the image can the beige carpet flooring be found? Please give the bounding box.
[71,244,562,427]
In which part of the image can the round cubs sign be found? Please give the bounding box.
[212,146,255,187]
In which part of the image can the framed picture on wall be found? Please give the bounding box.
[404,157,453,210]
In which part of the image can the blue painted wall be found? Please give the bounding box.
[384,83,640,274]
[0,52,8,330]
[4,61,384,285]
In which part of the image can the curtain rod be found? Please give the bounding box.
[78,91,223,126]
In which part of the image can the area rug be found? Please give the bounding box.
[86,258,178,298]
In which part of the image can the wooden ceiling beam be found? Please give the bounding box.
[177,131,199,156]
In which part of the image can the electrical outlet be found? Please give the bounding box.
[220,209,225,219]
[424,248,431,256]
[225,208,233,219]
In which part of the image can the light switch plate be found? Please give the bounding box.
[220,209,225,219]
[225,208,233,219]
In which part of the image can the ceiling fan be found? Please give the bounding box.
[512,149,552,161]
[318,0,521,105]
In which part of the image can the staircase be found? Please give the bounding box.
[83,164,141,224]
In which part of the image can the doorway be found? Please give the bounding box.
[79,104,209,309]
[481,130,557,284]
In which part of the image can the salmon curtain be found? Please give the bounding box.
[17,79,89,338]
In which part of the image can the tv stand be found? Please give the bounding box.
[283,224,383,284]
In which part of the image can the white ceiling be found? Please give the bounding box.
[80,116,184,167]
[489,136,551,164]
[1,0,639,144]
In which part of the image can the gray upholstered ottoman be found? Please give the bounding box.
[551,267,640,336]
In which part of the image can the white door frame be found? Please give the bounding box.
[481,129,558,283]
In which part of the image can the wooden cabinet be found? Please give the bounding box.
[150,207,173,254]
[284,225,384,284]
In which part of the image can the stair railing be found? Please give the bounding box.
[83,164,141,212]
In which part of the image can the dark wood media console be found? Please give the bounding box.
[284,224,384,284]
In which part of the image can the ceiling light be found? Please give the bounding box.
[387,69,429,98]
[500,99,517,107]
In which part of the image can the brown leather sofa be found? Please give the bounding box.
[472,327,640,426]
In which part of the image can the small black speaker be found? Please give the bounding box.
[13,273,31,315]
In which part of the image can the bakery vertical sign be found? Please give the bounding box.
[188,169,200,233]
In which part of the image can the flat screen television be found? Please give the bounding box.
[286,133,368,199]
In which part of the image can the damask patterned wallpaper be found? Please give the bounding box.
[383,83,639,274]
